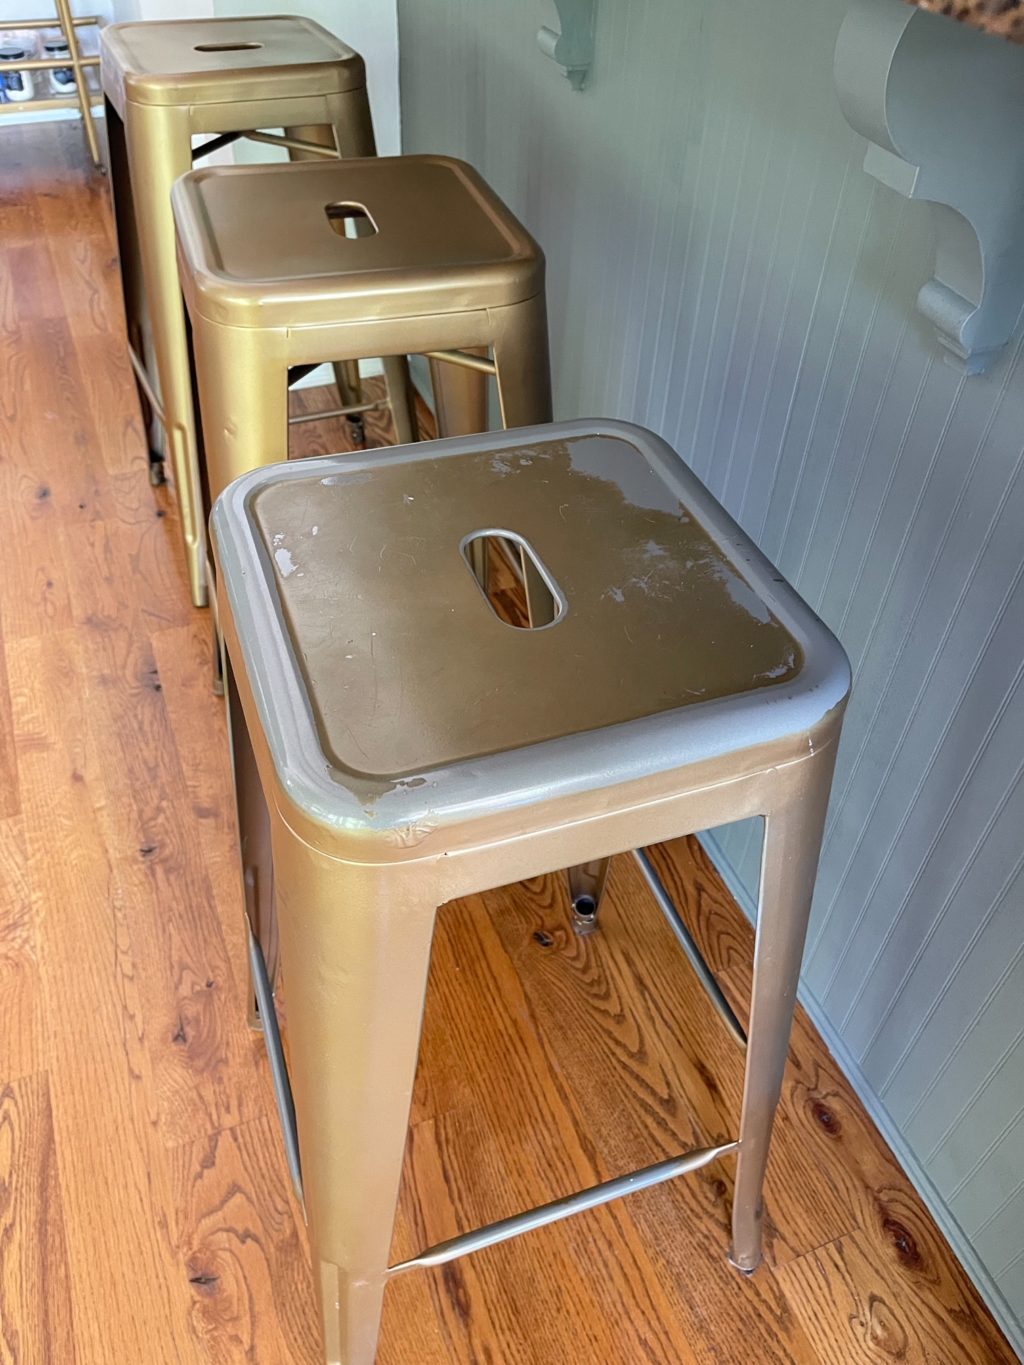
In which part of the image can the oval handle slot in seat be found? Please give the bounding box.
[325,201,378,240]
[461,530,564,630]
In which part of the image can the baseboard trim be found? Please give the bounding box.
[698,828,1024,1359]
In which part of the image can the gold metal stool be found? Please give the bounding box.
[171,153,551,508]
[101,15,417,607]
[210,419,851,1365]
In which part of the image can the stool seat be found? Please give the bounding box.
[101,15,364,114]
[173,155,544,328]
[213,420,846,844]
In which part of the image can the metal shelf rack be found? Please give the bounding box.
[0,5,103,169]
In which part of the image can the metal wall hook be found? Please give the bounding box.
[538,0,595,91]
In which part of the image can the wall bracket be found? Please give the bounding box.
[835,0,1024,373]
[538,0,595,91]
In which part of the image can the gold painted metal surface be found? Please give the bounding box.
[173,154,551,504]
[3,14,99,27]
[174,155,544,329]
[212,418,850,1365]
[100,15,365,114]
[100,15,377,607]
[251,432,802,777]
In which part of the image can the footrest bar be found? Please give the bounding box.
[247,920,303,1204]
[388,1140,738,1276]
[288,399,387,426]
[633,848,748,1049]
[422,348,497,376]
[245,130,340,159]
[191,130,243,162]
[127,344,165,427]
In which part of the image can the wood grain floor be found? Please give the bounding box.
[0,120,1014,1365]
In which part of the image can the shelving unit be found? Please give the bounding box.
[0,6,103,169]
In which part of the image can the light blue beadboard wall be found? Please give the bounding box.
[397,0,1024,1348]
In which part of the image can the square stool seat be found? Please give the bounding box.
[174,154,545,331]
[214,418,846,850]
[101,15,365,115]
[212,419,849,1364]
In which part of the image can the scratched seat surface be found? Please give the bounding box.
[231,423,807,780]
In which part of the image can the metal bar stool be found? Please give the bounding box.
[100,15,417,607]
[210,418,851,1365]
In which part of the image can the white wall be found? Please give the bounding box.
[212,0,400,154]
[397,0,1024,1351]
[110,0,213,22]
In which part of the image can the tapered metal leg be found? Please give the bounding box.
[567,858,610,936]
[106,102,165,484]
[211,615,224,698]
[491,295,553,428]
[224,658,277,1029]
[729,756,836,1272]
[634,849,747,1048]
[125,102,208,607]
[269,837,438,1365]
[429,349,490,437]
[247,918,302,1201]
[381,355,418,445]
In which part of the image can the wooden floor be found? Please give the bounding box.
[0,121,1014,1365]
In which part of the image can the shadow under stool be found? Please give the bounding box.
[101,15,416,606]
[210,417,851,1365]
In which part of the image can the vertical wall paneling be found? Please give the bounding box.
[397,0,1024,1348]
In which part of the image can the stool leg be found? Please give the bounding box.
[428,351,489,438]
[224,657,276,1027]
[126,105,208,607]
[491,295,553,428]
[567,858,610,936]
[382,356,418,445]
[271,843,438,1365]
[105,100,166,485]
[189,321,289,504]
[729,762,835,1273]
[323,90,378,160]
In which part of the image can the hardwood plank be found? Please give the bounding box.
[775,1220,1011,1365]
[170,1117,319,1365]
[8,631,203,1362]
[0,1073,77,1364]
[150,623,245,976]
[0,429,76,643]
[52,618,263,1147]
[0,818,40,1083]
[0,608,20,820]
